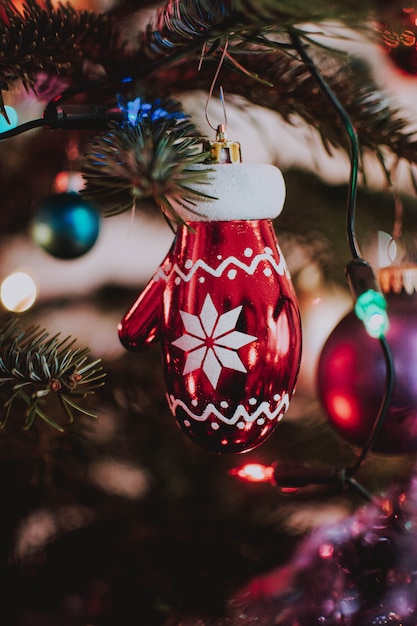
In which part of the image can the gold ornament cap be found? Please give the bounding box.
[207,124,242,164]
[379,264,417,295]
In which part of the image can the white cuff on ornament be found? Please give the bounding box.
[180,163,286,222]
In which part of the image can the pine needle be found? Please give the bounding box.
[0,0,115,110]
[141,0,373,60]
[138,25,417,177]
[0,319,105,431]
[81,111,213,225]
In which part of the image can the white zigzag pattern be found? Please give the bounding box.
[168,393,290,425]
[156,251,288,283]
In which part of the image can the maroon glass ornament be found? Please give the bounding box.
[119,160,302,453]
[317,265,417,454]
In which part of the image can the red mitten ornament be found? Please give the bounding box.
[119,144,302,453]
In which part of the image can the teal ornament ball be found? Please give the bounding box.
[0,106,18,132]
[32,192,101,259]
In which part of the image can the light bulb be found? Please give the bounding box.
[354,289,389,338]
[229,463,274,483]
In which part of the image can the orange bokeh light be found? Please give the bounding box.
[229,463,274,483]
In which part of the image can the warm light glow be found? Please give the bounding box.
[329,394,356,422]
[327,391,363,434]
[319,542,335,559]
[54,171,84,193]
[229,463,274,483]
[1,271,37,312]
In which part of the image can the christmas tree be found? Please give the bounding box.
[1,0,417,624]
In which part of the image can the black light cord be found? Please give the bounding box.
[1,22,397,503]
[0,48,194,140]
[0,117,49,139]
[343,475,374,502]
[347,335,395,476]
[288,29,396,500]
[289,28,361,261]
[267,337,393,502]
[0,16,239,140]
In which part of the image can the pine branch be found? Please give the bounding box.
[140,0,375,60]
[232,0,376,24]
[81,101,213,225]
[127,0,417,178]
[1,0,411,200]
[0,0,116,112]
[138,24,417,177]
[0,319,105,431]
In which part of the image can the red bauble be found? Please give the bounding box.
[119,163,302,453]
[317,265,417,454]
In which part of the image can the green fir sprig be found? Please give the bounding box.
[81,115,213,225]
[138,8,417,180]
[141,0,374,60]
[0,320,105,432]
[231,0,375,25]
[0,0,115,113]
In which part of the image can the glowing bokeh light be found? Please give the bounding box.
[229,463,274,483]
[54,171,84,193]
[354,289,389,338]
[328,393,356,423]
[319,542,335,559]
[1,271,38,312]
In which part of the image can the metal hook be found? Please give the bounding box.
[198,41,207,72]
[204,38,229,134]
[219,86,228,131]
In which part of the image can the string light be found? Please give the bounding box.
[230,36,395,499]
[345,258,389,338]
[229,461,342,491]
[229,463,275,483]
[354,289,389,338]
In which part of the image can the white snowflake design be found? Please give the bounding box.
[172,294,257,389]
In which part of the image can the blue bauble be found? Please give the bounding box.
[32,192,101,259]
[0,106,18,132]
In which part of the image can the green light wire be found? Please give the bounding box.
[289,28,361,260]
[290,29,395,487]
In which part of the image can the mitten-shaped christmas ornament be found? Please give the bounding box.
[119,137,302,453]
